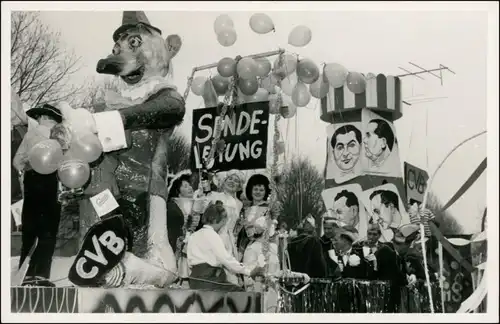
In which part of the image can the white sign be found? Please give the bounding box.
[93,110,128,152]
[11,199,23,226]
[90,189,119,217]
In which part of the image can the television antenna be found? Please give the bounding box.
[396,62,456,106]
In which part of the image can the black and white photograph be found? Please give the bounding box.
[2,1,497,321]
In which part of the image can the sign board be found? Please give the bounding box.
[404,162,429,205]
[191,102,269,172]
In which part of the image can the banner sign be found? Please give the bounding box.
[440,235,473,313]
[404,162,429,205]
[191,102,269,172]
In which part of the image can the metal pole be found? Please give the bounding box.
[192,48,285,73]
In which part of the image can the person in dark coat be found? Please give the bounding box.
[319,218,342,278]
[13,104,63,287]
[332,228,368,279]
[288,215,327,278]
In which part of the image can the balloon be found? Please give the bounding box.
[279,101,297,119]
[217,57,237,77]
[249,13,275,34]
[291,82,311,107]
[279,73,297,96]
[211,74,230,95]
[238,77,259,96]
[268,95,281,114]
[273,54,297,78]
[69,132,103,163]
[255,58,272,77]
[288,25,312,47]
[202,79,219,107]
[346,72,367,94]
[309,73,330,99]
[58,158,91,189]
[324,63,348,88]
[67,108,97,136]
[214,14,234,34]
[260,74,279,93]
[191,76,208,96]
[28,139,64,174]
[236,57,258,80]
[245,88,269,103]
[296,59,320,84]
[217,27,237,47]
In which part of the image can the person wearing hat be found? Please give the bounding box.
[287,214,328,278]
[13,103,63,287]
[236,173,273,260]
[320,216,343,278]
[329,227,368,279]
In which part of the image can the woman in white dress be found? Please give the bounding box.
[208,170,245,285]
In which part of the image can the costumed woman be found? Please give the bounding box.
[166,170,203,283]
[236,173,273,260]
[208,170,245,285]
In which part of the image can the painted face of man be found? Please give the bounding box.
[363,122,386,160]
[333,131,361,171]
[332,196,359,228]
[370,194,394,229]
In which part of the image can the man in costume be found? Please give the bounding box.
[61,11,186,288]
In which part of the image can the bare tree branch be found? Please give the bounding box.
[11,11,83,110]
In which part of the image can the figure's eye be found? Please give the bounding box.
[129,36,142,49]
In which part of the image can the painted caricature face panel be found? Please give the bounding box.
[332,196,359,227]
[179,180,194,198]
[370,194,394,229]
[363,122,386,160]
[251,184,266,202]
[333,131,361,171]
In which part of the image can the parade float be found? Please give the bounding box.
[10,11,487,314]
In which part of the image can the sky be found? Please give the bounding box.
[11,6,493,233]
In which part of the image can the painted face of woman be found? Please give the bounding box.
[179,180,194,198]
[251,184,266,203]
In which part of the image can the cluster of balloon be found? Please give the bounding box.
[214,14,237,47]
[27,107,103,189]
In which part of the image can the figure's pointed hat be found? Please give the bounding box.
[113,11,162,42]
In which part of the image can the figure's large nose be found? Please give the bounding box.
[96,58,121,75]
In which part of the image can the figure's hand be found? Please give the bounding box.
[407,274,417,287]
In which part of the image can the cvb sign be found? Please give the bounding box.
[404,162,429,205]
[68,215,128,287]
[190,102,270,172]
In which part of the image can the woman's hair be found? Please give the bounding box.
[245,174,271,202]
[167,174,192,200]
[202,200,227,225]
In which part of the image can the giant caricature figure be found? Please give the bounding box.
[63,11,187,288]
